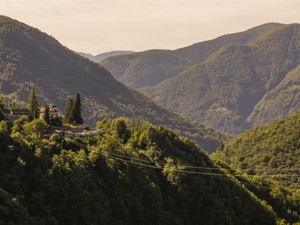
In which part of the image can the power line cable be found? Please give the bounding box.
[69,140,300,178]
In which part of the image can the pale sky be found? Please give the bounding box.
[1,0,300,54]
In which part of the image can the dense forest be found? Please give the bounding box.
[213,109,300,190]
[0,113,299,224]
[213,110,300,224]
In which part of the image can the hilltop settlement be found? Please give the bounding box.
[0,85,98,137]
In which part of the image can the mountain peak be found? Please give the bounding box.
[0,15,28,27]
[0,15,14,22]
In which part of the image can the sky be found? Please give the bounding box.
[1,0,300,55]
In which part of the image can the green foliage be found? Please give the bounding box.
[0,121,10,149]
[64,93,84,125]
[0,97,5,121]
[11,115,29,135]
[0,120,8,133]
[28,85,39,120]
[213,110,300,190]
[72,93,84,125]
[0,117,280,224]
[64,98,73,124]
[0,188,32,225]
[23,119,49,139]
[247,64,300,127]
[213,110,300,223]
[43,105,50,124]
[49,116,63,126]
[110,118,131,143]
[237,176,300,224]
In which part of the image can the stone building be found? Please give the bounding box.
[3,108,30,123]
[39,104,60,119]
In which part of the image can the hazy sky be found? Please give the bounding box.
[1,0,300,54]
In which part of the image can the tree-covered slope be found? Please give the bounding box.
[0,15,225,152]
[0,117,283,225]
[101,50,186,88]
[212,109,300,190]
[102,23,300,135]
[144,44,261,134]
[101,23,285,89]
[247,64,300,126]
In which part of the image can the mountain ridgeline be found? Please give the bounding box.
[78,51,135,63]
[101,23,300,135]
[0,15,225,152]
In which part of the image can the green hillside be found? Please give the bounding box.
[102,23,300,135]
[101,23,286,89]
[101,50,185,88]
[212,109,300,190]
[247,65,300,126]
[0,15,225,152]
[0,116,284,225]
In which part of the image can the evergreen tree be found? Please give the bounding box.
[72,93,83,125]
[64,98,73,124]
[0,97,5,121]
[28,85,39,120]
[43,105,50,124]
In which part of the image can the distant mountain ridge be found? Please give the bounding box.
[101,23,300,135]
[0,15,225,152]
[78,51,135,63]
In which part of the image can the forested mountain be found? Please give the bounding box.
[0,15,225,152]
[102,23,300,134]
[78,51,135,63]
[212,109,300,190]
[0,116,293,225]
[211,109,300,222]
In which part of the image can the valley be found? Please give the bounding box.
[0,15,299,225]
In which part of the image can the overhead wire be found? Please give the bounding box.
[69,139,238,183]
[70,140,227,175]
[60,133,300,200]
[68,139,300,191]
[68,139,300,178]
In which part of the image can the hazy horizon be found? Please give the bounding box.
[2,0,300,54]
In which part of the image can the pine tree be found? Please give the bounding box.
[0,98,5,121]
[64,98,73,124]
[43,105,50,124]
[28,85,39,120]
[72,93,84,125]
